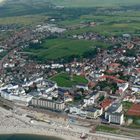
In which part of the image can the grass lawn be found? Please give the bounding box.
[25,38,109,60]
[126,116,140,129]
[96,125,119,133]
[50,73,88,87]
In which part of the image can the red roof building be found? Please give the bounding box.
[127,104,140,116]
[99,75,125,83]
[100,99,113,111]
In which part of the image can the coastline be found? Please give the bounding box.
[0,127,80,140]
[0,126,137,140]
[0,107,137,140]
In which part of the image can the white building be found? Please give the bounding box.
[117,82,129,93]
[69,106,82,115]
[109,113,124,125]
[1,90,32,106]
[86,107,103,119]
[70,106,103,119]
[31,97,65,111]
[131,85,140,92]
[105,103,124,125]
[83,93,100,106]
[76,84,88,91]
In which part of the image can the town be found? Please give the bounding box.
[0,1,140,140]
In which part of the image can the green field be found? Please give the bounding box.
[59,11,140,36]
[48,0,140,7]
[65,24,138,36]
[25,39,109,60]
[50,73,88,87]
[0,15,48,25]
[1,0,140,61]
[96,125,119,133]
[0,0,51,17]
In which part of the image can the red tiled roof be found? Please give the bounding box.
[88,81,96,88]
[109,63,120,67]
[136,68,140,73]
[100,75,125,83]
[106,70,113,73]
[127,104,140,116]
[101,99,113,109]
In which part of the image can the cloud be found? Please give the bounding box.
[0,0,6,4]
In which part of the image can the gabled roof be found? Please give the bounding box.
[101,99,113,109]
[127,104,140,116]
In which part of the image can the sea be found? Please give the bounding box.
[0,134,64,140]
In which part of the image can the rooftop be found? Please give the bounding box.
[127,103,140,116]
[101,99,113,109]
[107,103,121,113]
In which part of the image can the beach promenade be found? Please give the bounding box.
[0,107,138,140]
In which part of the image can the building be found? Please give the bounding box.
[117,82,129,93]
[1,89,32,106]
[108,113,124,125]
[100,99,113,111]
[76,84,88,91]
[85,106,103,119]
[105,103,124,125]
[69,106,83,115]
[83,92,100,106]
[127,103,140,116]
[69,106,103,119]
[30,96,65,111]
[123,95,136,103]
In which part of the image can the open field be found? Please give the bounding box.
[25,39,109,60]
[50,73,88,87]
[64,23,140,36]
[0,15,48,25]
[0,0,51,17]
[1,0,140,18]
[96,125,119,133]
[48,0,140,7]
[59,11,140,36]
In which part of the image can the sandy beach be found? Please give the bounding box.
[0,107,137,140]
[0,106,80,140]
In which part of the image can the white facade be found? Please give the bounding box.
[83,93,99,106]
[69,107,82,115]
[86,108,103,119]
[70,106,103,119]
[31,97,65,111]
[131,85,140,92]
[109,113,124,125]
[1,91,32,105]
[105,103,124,125]
[76,85,88,90]
[118,82,129,92]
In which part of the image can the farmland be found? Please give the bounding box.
[47,0,140,7]
[0,15,48,25]
[59,11,140,36]
[0,0,140,61]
